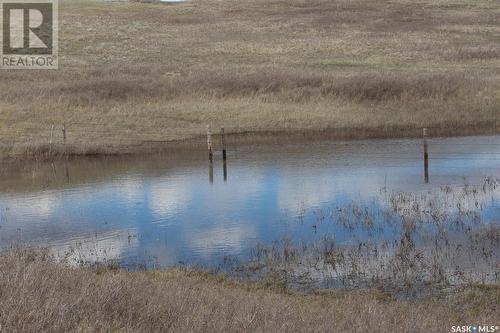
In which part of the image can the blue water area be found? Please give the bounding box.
[0,134,499,268]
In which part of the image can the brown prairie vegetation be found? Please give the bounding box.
[0,0,499,156]
[0,250,498,332]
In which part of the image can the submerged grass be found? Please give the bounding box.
[224,178,500,297]
[0,249,498,332]
[1,0,500,156]
[34,177,499,299]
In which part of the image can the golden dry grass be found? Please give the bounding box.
[0,250,498,332]
[0,0,500,156]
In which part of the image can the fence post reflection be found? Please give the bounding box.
[208,159,214,184]
[64,163,70,184]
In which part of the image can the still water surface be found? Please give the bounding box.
[0,135,499,269]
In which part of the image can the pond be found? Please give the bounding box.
[0,134,499,290]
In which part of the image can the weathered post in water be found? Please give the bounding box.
[423,128,429,184]
[221,127,227,181]
[207,125,213,162]
[207,126,214,183]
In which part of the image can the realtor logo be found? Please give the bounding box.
[0,0,58,69]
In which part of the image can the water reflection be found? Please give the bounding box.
[0,135,498,272]
[208,159,214,184]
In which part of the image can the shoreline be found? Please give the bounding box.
[2,124,500,162]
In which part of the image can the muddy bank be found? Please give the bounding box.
[2,124,500,162]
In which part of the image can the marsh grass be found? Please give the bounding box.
[226,178,500,297]
[0,249,498,332]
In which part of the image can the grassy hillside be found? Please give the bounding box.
[1,0,499,156]
[0,250,498,332]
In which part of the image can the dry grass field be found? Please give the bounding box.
[1,0,500,156]
[0,250,498,332]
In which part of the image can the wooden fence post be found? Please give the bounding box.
[221,127,227,181]
[423,128,429,184]
[207,125,213,162]
[207,125,213,183]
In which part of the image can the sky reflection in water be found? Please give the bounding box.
[0,135,499,269]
